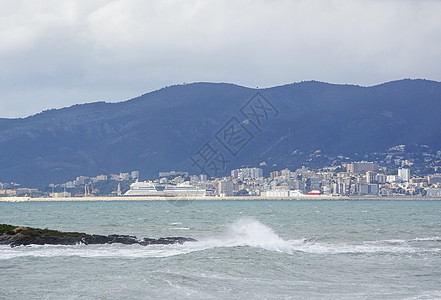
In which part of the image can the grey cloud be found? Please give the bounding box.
[1,0,440,118]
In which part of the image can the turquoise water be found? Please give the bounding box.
[1,200,441,299]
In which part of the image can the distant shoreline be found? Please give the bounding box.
[1,195,441,202]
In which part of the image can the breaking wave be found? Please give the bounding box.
[1,218,440,259]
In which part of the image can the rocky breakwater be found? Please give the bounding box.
[0,224,196,247]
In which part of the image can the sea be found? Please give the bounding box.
[1,200,440,299]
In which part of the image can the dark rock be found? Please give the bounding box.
[138,237,197,246]
[0,224,196,247]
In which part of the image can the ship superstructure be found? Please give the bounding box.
[124,180,206,197]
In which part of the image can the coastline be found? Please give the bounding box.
[1,195,441,202]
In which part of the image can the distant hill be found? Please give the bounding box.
[1,79,441,186]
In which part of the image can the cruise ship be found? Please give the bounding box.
[124,180,206,197]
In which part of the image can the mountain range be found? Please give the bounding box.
[1,79,441,186]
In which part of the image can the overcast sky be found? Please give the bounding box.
[1,0,440,118]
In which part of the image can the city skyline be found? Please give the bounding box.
[3,159,441,199]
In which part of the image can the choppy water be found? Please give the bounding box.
[1,200,441,299]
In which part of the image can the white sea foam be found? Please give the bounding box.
[199,219,440,255]
[412,236,441,242]
[289,241,415,255]
[287,237,441,255]
[221,217,295,253]
[0,218,292,259]
[1,219,440,259]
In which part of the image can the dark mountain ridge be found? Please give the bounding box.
[1,79,440,186]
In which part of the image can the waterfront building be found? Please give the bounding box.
[111,173,130,181]
[426,188,441,197]
[264,190,289,197]
[375,173,387,184]
[75,176,89,185]
[359,183,379,195]
[332,182,347,195]
[50,191,71,198]
[230,167,263,180]
[158,171,189,178]
[387,175,398,183]
[409,177,428,186]
[217,180,234,196]
[270,171,281,179]
[1,189,17,196]
[281,168,292,177]
[346,162,379,173]
[94,175,108,181]
[309,177,321,190]
[231,169,239,179]
[428,174,441,185]
[64,181,75,188]
[366,171,376,183]
[398,168,410,182]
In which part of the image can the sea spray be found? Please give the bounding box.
[225,217,294,254]
[0,218,295,259]
[3,217,437,260]
[2,200,440,299]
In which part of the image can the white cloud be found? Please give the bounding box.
[0,0,441,118]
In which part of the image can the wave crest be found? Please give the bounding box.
[224,217,294,254]
[1,218,440,259]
